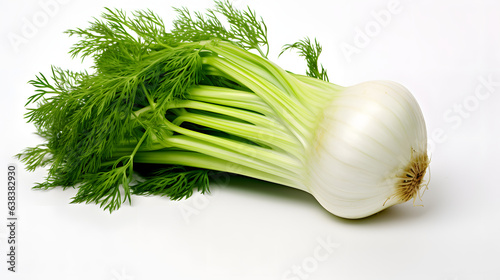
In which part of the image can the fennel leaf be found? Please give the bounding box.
[281,37,329,82]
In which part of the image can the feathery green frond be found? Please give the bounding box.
[132,166,210,200]
[172,0,268,57]
[281,37,329,81]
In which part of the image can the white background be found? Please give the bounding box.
[1,0,500,279]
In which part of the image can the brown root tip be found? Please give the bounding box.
[394,149,430,204]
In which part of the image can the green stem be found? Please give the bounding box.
[188,85,275,116]
[292,73,344,101]
[172,112,302,155]
[160,119,303,174]
[170,100,287,132]
[117,127,150,203]
[161,135,300,179]
[133,151,306,191]
[141,83,156,109]
[203,56,313,147]
[213,42,309,103]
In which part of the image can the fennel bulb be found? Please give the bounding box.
[307,81,429,218]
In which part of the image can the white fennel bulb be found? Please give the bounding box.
[306,81,429,218]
